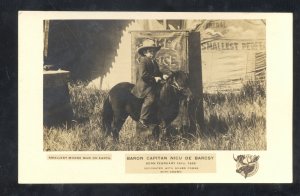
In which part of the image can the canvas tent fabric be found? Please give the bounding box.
[45,20,132,81]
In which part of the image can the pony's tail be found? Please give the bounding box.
[102,96,113,136]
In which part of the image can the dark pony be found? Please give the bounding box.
[102,70,193,141]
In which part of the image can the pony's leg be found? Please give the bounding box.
[103,123,112,137]
[161,120,172,138]
[151,125,160,140]
[160,120,168,136]
[111,116,126,142]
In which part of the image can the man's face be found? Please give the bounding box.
[144,49,155,59]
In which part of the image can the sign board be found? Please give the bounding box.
[130,31,189,83]
[201,39,266,52]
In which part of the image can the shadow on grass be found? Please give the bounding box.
[201,114,229,137]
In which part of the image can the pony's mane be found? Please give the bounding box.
[165,70,185,83]
[166,73,174,83]
[163,70,189,91]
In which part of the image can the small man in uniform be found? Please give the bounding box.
[131,39,168,128]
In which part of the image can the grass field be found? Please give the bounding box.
[44,81,266,151]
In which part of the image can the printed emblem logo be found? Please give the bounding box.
[233,154,259,178]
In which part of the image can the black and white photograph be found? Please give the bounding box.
[18,12,292,183]
[43,19,267,151]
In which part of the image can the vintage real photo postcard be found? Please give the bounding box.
[18,12,292,183]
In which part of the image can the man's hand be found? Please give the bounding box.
[163,75,169,80]
[154,77,162,82]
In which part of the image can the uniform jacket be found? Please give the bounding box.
[131,56,162,98]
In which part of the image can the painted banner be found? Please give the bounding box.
[201,39,266,93]
[201,39,266,52]
[130,31,188,83]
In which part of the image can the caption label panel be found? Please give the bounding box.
[47,154,112,160]
[126,153,216,173]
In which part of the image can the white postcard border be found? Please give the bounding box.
[18,12,293,183]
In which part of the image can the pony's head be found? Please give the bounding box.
[167,71,193,100]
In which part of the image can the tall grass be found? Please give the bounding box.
[44,81,266,151]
